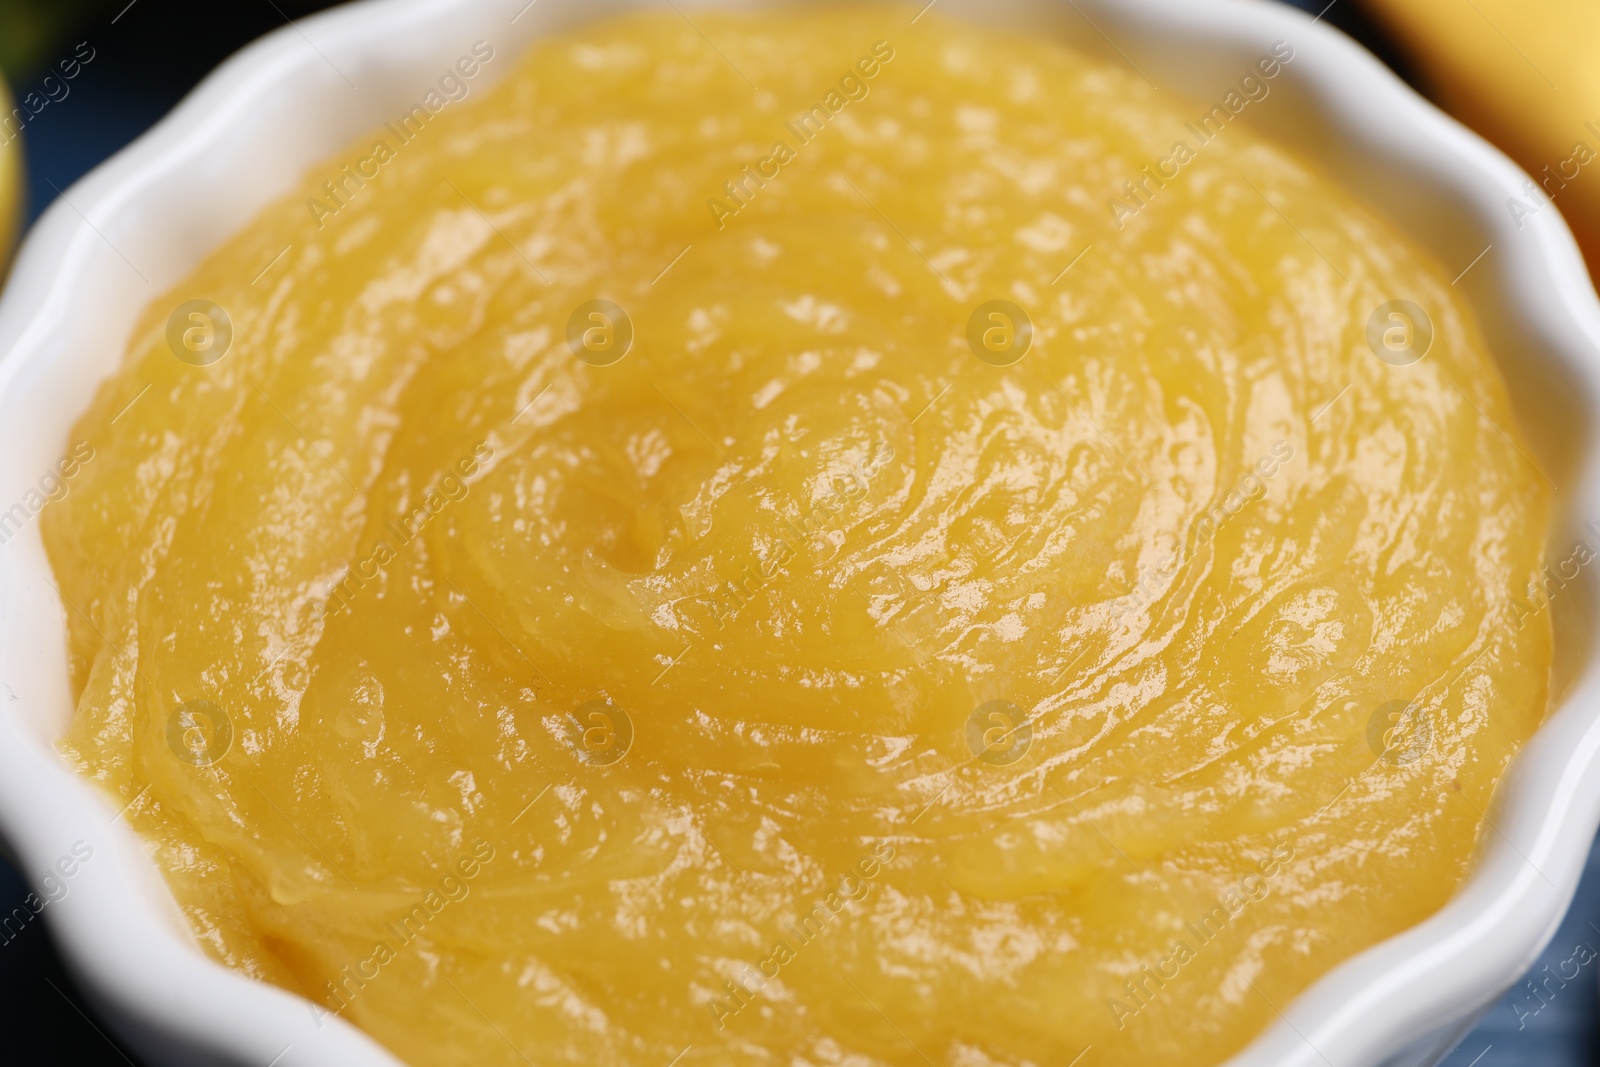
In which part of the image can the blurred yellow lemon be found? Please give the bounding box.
[0,76,19,270]
[1365,0,1600,270]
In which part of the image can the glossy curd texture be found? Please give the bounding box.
[45,8,1553,1067]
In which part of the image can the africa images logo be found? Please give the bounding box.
[305,41,496,229]
[1106,842,1294,1029]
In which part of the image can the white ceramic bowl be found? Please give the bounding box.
[2,0,1599,1064]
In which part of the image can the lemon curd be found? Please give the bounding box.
[45,8,1553,1067]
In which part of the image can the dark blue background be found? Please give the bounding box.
[0,0,1593,1064]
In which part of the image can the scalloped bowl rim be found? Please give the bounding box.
[0,0,1598,1065]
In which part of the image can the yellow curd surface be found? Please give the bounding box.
[44,8,1553,1067]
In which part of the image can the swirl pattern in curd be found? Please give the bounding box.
[47,8,1552,1067]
